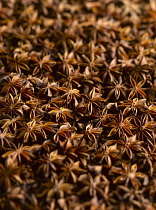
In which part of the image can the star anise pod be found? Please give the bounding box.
[8,54,29,74]
[116,134,143,159]
[78,173,109,197]
[80,53,103,72]
[105,111,133,137]
[48,106,73,122]
[128,76,147,99]
[0,129,14,148]
[37,150,65,177]
[83,124,103,145]
[57,50,77,75]
[82,87,104,114]
[94,143,120,166]
[1,93,24,116]
[132,115,156,141]
[2,143,34,164]
[119,98,148,116]
[105,76,127,101]
[58,87,81,106]
[0,157,22,188]
[30,54,56,76]
[112,163,147,189]
[17,119,44,142]
[0,73,25,95]
[59,159,86,183]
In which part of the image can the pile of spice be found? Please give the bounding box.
[0,0,156,209]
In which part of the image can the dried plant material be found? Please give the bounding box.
[2,143,34,164]
[0,157,22,188]
[105,111,133,137]
[0,0,156,209]
[112,163,147,189]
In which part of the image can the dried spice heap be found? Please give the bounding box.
[0,0,156,209]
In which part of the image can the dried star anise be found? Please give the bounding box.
[0,0,156,209]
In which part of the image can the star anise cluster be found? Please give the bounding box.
[0,0,156,209]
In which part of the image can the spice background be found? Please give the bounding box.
[0,0,156,209]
